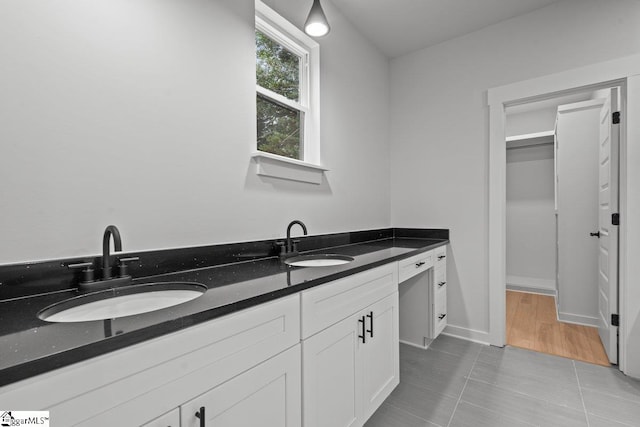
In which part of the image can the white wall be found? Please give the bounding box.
[506,144,556,291]
[0,0,390,264]
[390,0,640,340]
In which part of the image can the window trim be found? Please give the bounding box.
[255,0,321,169]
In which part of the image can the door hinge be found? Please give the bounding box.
[612,213,620,226]
[613,111,620,124]
[611,314,619,327]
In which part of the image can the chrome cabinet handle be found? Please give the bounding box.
[358,316,366,344]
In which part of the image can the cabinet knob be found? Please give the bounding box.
[195,406,205,427]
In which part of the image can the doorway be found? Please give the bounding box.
[503,89,619,365]
[486,56,640,376]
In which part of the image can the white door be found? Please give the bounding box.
[597,88,620,364]
[180,345,301,427]
[556,100,602,322]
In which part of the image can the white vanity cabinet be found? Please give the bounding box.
[398,246,448,348]
[301,264,399,427]
[0,244,451,426]
[0,294,301,427]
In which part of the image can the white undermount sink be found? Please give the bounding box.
[284,254,355,267]
[38,282,207,323]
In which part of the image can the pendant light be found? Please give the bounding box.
[304,0,330,37]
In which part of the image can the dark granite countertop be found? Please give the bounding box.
[0,229,448,387]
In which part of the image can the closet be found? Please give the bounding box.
[506,99,603,315]
[506,124,556,296]
[505,92,620,364]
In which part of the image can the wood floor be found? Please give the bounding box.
[506,290,610,366]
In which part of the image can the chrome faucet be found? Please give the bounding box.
[284,220,308,256]
[102,225,122,279]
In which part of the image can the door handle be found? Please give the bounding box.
[358,316,366,344]
[195,406,205,427]
[366,311,373,338]
[590,231,601,238]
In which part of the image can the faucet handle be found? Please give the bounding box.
[291,239,301,253]
[275,241,286,256]
[68,262,95,284]
[117,256,140,278]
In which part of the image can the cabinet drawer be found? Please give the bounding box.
[301,263,397,339]
[434,246,447,268]
[434,268,447,292]
[398,251,433,283]
[432,291,447,337]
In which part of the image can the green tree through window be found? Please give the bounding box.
[256,30,304,160]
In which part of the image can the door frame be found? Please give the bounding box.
[488,54,640,375]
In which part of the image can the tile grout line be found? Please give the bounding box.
[445,346,483,427]
[381,401,446,427]
[460,400,537,427]
[573,359,592,427]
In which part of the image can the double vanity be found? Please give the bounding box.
[0,227,448,426]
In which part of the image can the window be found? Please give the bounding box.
[256,29,304,159]
[255,1,320,168]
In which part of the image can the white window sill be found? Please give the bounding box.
[251,152,328,185]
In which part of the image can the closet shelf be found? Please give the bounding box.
[506,130,554,148]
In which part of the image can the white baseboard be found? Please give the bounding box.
[507,275,556,295]
[557,312,599,327]
[442,324,490,345]
[507,284,557,296]
[399,339,431,350]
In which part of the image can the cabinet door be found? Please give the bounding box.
[142,408,179,427]
[180,345,301,427]
[302,314,363,427]
[361,293,400,421]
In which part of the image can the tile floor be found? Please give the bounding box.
[364,335,640,427]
